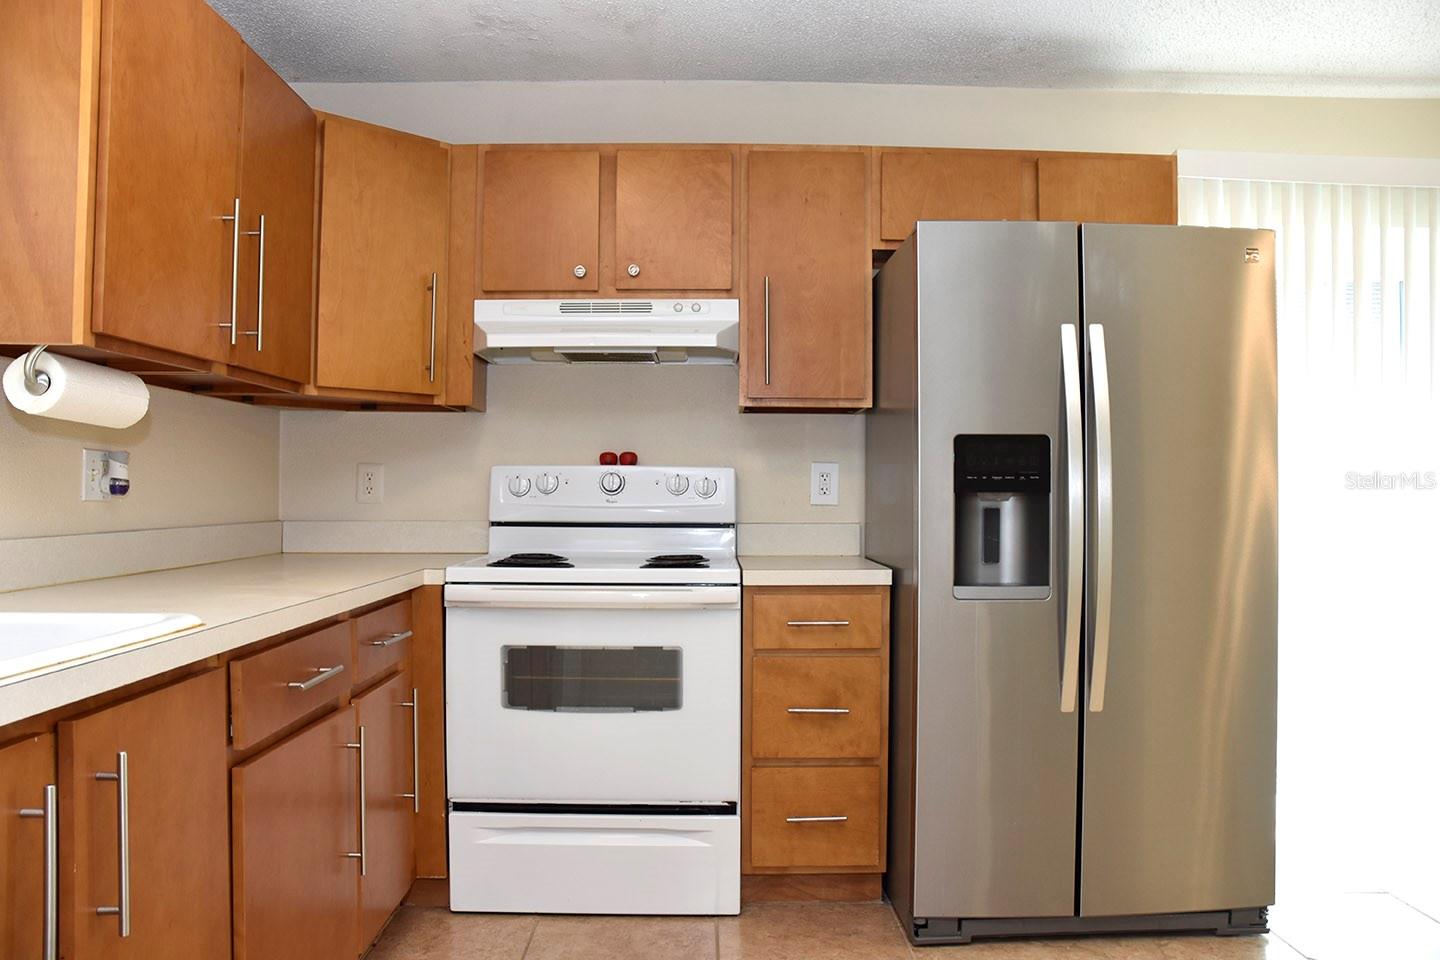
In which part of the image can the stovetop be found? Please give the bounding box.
[449,548,739,586]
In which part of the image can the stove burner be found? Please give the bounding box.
[488,552,574,568]
[642,554,710,569]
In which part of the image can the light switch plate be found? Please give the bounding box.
[810,461,839,506]
[82,448,110,501]
[357,463,384,503]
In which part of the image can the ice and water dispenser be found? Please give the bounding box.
[953,435,1051,600]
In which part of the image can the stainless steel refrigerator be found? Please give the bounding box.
[866,221,1277,945]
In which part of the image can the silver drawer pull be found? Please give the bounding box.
[19,783,58,959]
[400,688,420,813]
[287,664,345,691]
[345,726,367,875]
[95,752,130,937]
[786,707,851,715]
[369,630,413,648]
[786,815,849,823]
[785,620,851,627]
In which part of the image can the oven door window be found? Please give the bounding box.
[502,646,683,712]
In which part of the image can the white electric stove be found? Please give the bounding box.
[445,465,740,916]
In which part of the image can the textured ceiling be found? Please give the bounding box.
[209,0,1440,96]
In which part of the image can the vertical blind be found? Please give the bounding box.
[1180,179,1440,401]
[1180,177,1440,917]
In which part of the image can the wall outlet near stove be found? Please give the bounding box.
[356,463,384,503]
[810,461,839,506]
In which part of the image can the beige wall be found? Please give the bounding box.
[1,385,280,539]
[280,365,863,525]
[293,80,1440,158]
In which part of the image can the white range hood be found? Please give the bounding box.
[474,299,739,365]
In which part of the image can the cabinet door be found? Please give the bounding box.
[744,150,870,406]
[1036,154,1177,225]
[59,670,230,960]
[2,734,56,960]
[92,0,243,363]
[355,672,416,951]
[615,149,733,290]
[480,150,600,292]
[233,48,316,384]
[879,150,1031,241]
[232,708,358,960]
[317,117,449,395]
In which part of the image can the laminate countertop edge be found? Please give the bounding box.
[738,555,893,587]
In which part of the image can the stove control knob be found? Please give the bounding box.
[599,471,625,495]
[666,474,690,496]
[695,476,718,499]
[535,473,560,495]
[507,475,532,497]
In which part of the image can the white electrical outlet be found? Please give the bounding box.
[356,463,384,503]
[810,461,839,506]
[82,449,110,501]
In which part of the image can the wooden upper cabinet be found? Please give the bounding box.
[233,48,317,384]
[317,116,450,396]
[744,150,871,407]
[879,150,1032,241]
[614,149,733,290]
[232,708,358,960]
[59,670,231,960]
[1036,154,1177,225]
[355,672,417,952]
[92,0,244,363]
[480,150,601,292]
[1,733,55,960]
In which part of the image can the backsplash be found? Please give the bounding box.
[279,364,865,552]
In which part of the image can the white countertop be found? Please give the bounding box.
[738,555,892,586]
[0,553,468,728]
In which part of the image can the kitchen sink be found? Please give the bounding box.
[0,612,203,685]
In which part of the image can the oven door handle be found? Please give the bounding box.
[444,584,741,609]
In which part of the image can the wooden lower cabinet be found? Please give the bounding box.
[232,708,359,960]
[59,669,231,960]
[1,733,56,960]
[742,585,891,901]
[355,671,417,951]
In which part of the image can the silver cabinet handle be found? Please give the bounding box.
[1059,323,1084,714]
[19,783,58,960]
[426,272,437,383]
[287,664,345,691]
[627,263,640,278]
[762,275,772,386]
[1087,323,1115,713]
[786,707,850,714]
[786,815,848,823]
[785,620,850,627]
[369,630,413,648]
[217,197,240,345]
[241,214,266,351]
[573,264,587,278]
[345,726,367,875]
[94,751,130,937]
[400,688,420,813]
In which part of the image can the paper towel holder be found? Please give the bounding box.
[21,345,51,397]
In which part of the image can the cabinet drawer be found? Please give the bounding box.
[230,622,352,750]
[749,766,882,870]
[750,590,884,650]
[354,597,412,687]
[752,656,882,759]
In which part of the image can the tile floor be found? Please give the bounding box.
[366,896,1440,960]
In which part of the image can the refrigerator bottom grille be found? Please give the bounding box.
[910,907,1268,946]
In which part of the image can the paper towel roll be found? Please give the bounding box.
[3,351,150,429]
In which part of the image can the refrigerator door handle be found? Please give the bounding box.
[1059,323,1084,713]
[1087,323,1115,712]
